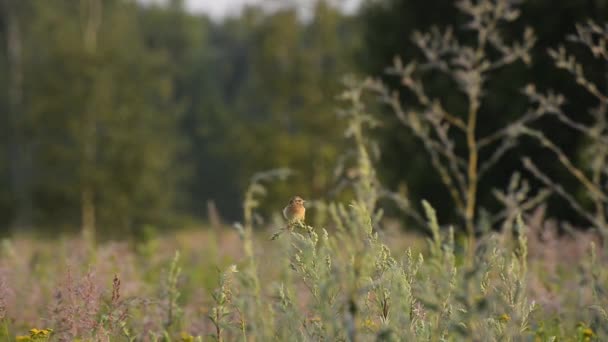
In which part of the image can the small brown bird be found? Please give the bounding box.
[283,196,306,223]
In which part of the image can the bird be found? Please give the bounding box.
[283,196,306,224]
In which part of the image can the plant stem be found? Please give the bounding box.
[465,92,480,257]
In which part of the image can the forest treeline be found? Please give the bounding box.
[0,0,607,237]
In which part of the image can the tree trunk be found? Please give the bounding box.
[80,0,102,244]
[3,0,32,231]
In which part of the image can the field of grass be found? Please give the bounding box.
[0,198,606,341]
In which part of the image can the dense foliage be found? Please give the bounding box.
[0,0,359,235]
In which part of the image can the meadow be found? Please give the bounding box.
[2,0,608,341]
[0,184,605,341]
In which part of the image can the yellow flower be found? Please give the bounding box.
[180,332,194,342]
[308,316,321,323]
[363,318,377,331]
[577,323,594,341]
[28,328,53,340]
[499,314,511,323]
[582,327,594,338]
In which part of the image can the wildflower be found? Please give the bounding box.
[582,327,594,338]
[577,323,594,341]
[363,318,378,331]
[308,315,321,323]
[499,313,511,323]
[28,328,53,340]
[180,332,195,342]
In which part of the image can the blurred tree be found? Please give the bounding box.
[216,1,360,216]
[1,0,32,231]
[146,1,360,221]
[137,0,217,221]
[0,0,367,234]
[19,0,181,236]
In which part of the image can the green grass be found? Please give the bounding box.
[0,201,605,341]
